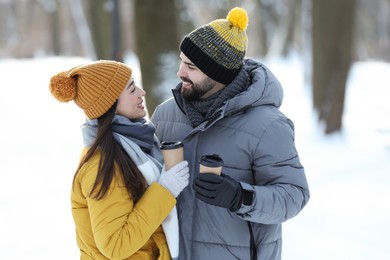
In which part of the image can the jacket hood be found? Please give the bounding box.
[223,59,283,115]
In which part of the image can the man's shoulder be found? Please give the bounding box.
[152,97,180,121]
[156,97,176,110]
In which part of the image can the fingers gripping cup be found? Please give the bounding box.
[160,141,184,170]
[199,154,224,175]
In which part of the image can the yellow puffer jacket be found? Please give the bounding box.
[71,151,176,259]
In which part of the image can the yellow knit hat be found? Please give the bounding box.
[49,60,132,119]
[180,7,248,84]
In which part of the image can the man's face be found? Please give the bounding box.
[177,52,223,101]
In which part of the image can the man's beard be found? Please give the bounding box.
[180,77,217,101]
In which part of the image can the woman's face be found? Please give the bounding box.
[116,77,146,119]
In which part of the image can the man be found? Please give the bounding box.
[151,7,310,260]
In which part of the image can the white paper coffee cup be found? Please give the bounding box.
[199,154,224,175]
[160,141,184,170]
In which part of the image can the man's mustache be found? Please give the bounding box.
[180,77,193,85]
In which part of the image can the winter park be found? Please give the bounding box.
[0,1,390,260]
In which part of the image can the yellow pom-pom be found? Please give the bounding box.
[49,71,77,102]
[227,7,248,31]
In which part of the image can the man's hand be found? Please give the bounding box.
[193,173,242,211]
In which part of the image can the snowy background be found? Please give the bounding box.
[0,55,389,259]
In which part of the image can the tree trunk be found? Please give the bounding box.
[312,0,357,134]
[281,0,298,56]
[134,0,179,115]
[88,0,111,60]
[266,0,298,57]
[50,0,61,55]
[111,0,122,61]
[68,0,96,59]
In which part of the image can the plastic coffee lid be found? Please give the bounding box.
[200,154,223,167]
[160,141,184,150]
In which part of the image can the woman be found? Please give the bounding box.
[49,60,189,259]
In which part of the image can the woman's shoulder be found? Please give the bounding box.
[76,149,102,184]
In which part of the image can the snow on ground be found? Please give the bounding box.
[0,56,389,259]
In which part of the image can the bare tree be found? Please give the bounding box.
[134,0,179,115]
[354,0,390,61]
[88,0,112,60]
[312,0,357,134]
[111,0,122,61]
[68,0,96,59]
[264,0,299,58]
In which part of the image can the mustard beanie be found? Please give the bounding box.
[49,60,132,119]
[180,7,248,84]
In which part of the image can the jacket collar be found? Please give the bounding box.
[171,59,283,129]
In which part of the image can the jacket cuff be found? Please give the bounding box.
[236,182,255,215]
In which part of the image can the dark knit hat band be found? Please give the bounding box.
[180,37,241,85]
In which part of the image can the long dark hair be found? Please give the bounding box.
[73,102,147,201]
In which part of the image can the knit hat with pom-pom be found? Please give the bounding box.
[49,60,132,119]
[180,7,248,84]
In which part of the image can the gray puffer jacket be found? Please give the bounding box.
[151,59,310,260]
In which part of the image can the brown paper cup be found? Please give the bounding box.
[160,141,184,170]
[199,154,223,175]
